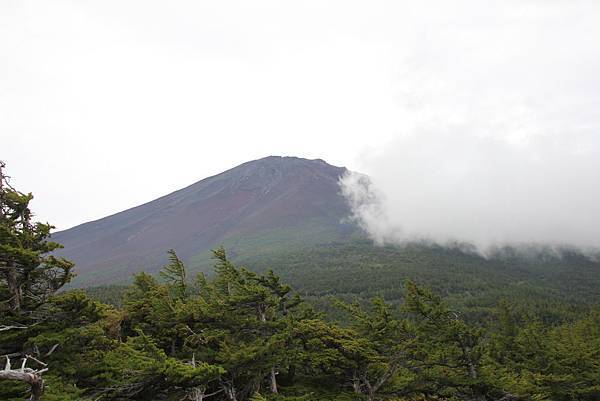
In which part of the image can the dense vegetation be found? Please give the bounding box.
[236,242,600,323]
[2,163,600,401]
[89,240,600,324]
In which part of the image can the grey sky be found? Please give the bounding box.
[2,1,599,251]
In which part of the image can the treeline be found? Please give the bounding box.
[84,239,600,326]
[2,247,600,400]
[235,241,600,323]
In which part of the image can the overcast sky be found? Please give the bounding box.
[2,1,599,250]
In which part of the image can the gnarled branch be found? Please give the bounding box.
[0,356,46,401]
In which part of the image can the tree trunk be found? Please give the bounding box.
[258,305,278,394]
[190,387,205,401]
[362,378,376,401]
[270,368,278,393]
[0,370,44,401]
[462,348,486,401]
[352,370,361,394]
[5,264,22,311]
[222,383,237,401]
[29,374,44,401]
[467,358,478,380]
[460,343,478,380]
[352,380,361,394]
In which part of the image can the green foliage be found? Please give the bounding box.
[160,249,188,300]
[83,284,129,307]
[0,162,76,401]
[84,240,600,325]
[237,241,600,323]
[2,245,600,401]
[0,161,74,317]
[403,281,490,400]
[335,297,417,400]
[484,308,600,401]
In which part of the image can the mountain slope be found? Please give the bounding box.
[54,156,357,286]
[236,240,600,321]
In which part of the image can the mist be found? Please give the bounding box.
[340,132,600,253]
[340,1,600,254]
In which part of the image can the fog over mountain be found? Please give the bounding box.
[339,1,600,253]
[341,132,600,254]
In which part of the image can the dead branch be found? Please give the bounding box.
[0,356,46,401]
[0,324,28,332]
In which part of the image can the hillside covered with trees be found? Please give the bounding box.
[2,163,600,401]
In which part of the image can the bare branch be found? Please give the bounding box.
[0,324,28,332]
[25,354,48,368]
[44,343,60,357]
[0,356,46,401]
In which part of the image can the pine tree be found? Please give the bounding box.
[186,248,307,400]
[404,280,489,400]
[337,297,416,401]
[160,249,188,299]
[0,161,75,401]
[0,161,74,316]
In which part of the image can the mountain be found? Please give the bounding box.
[54,156,358,286]
[56,155,600,319]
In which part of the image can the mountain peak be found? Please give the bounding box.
[54,156,355,286]
[232,155,345,172]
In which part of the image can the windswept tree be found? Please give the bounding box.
[0,161,75,401]
[160,249,188,300]
[0,161,74,316]
[123,248,305,401]
[195,248,304,399]
[337,297,417,401]
[404,280,490,401]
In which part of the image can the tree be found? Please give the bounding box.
[178,248,308,400]
[404,280,489,401]
[485,305,600,401]
[337,297,417,401]
[233,268,302,394]
[160,249,188,300]
[0,161,75,400]
[202,249,288,399]
[0,161,74,315]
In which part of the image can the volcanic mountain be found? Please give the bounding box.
[53,156,358,286]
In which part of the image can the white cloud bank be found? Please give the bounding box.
[340,1,600,253]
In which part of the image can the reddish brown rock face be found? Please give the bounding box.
[53,156,357,286]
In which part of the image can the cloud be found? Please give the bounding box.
[341,131,600,252]
[340,0,600,253]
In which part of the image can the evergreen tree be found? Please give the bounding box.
[160,249,188,300]
[0,161,74,316]
[404,280,490,401]
[337,297,417,401]
[200,249,291,399]
[0,161,74,401]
